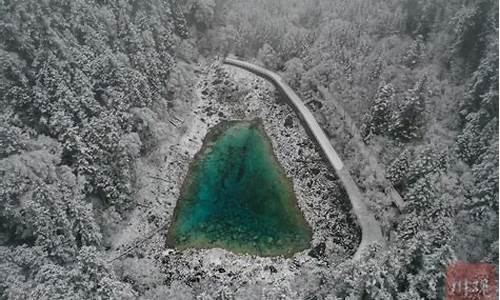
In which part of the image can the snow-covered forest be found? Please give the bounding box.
[0,0,498,299]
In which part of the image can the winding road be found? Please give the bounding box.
[223,58,385,259]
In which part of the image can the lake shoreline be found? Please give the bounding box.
[167,120,313,257]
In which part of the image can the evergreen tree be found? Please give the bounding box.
[407,146,447,184]
[191,0,216,31]
[402,35,425,68]
[387,149,412,191]
[362,82,395,138]
[456,110,493,165]
[389,76,427,141]
[402,0,443,39]
[257,43,279,70]
[283,57,305,89]
[0,111,26,158]
[450,0,497,74]
[456,36,498,164]
[368,56,384,82]
[170,0,190,39]
[470,141,499,210]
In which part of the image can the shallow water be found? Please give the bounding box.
[167,120,312,257]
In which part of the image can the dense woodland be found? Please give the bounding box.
[0,0,498,299]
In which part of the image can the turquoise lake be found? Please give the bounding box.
[167,121,312,257]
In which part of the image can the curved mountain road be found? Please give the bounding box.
[223,58,384,259]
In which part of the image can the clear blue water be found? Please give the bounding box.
[167,121,312,256]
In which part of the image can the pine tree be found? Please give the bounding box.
[283,58,305,90]
[470,139,499,210]
[368,56,384,82]
[405,175,437,214]
[402,0,443,39]
[450,0,496,74]
[387,149,412,191]
[402,35,425,68]
[170,0,190,39]
[407,146,447,184]
[459,33,498,118]
[363,81,395,138]
[456,110,494,165]
[456,36,498,165]
[257,43,279,70]
[389,76,427,141]
[191,0,216,31]
[0,111,26,158]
